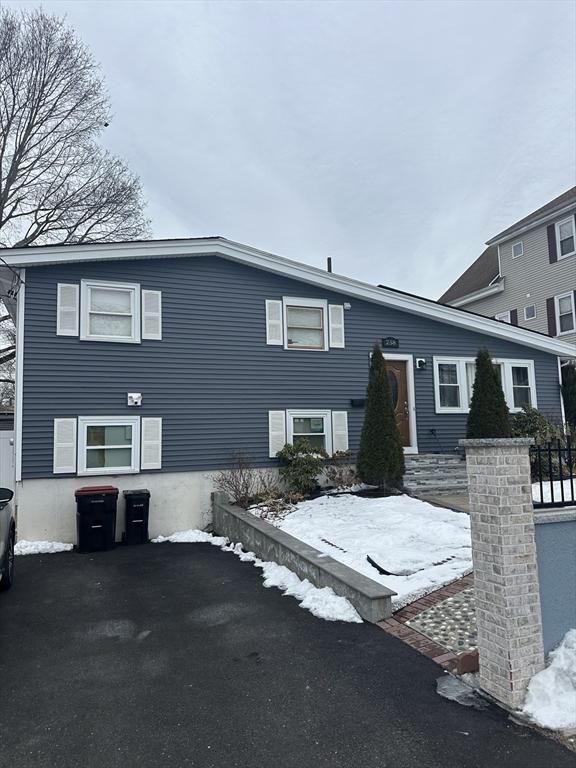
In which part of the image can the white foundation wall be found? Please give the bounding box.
[15,471,216,543]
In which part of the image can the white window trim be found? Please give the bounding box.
[286,409,333,454]
[433,359,468,414]
[433,357,537,414]
[495,310,511,323]
[524,304,536,321]
[555,217,576,261]
[77,415,140,476]
[282,297,328,351]
[80,280,141,343]
[512,241,524,259]
[554,292,576,336]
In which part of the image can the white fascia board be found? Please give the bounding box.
[3,237,575,358]
[486,202,576,245]
[449,280,504,308]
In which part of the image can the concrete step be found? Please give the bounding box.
[404,470,468,481]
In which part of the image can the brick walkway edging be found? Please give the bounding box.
[377,573,479,674]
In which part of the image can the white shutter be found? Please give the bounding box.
[141,417,162,470]
[142,290,162,340]
[53,418,77,474]
[329,305,345,348]
[265,300,283,345]
[268,411,286,457]
[57,284,79,336]
[331,411,349,454]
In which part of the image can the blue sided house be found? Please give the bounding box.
[2,237,574,541]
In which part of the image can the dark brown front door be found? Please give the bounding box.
[386,360,410,447]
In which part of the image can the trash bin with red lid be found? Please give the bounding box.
[75,486,119,552]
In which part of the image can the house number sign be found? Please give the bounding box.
[382,337,399,349]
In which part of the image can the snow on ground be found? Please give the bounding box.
[15,540,73,556]
[152,530,362,623]
[523,629,576,732]
[532,479,576,505]
[253,494,472,608]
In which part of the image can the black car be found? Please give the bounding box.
[0,488,15,591]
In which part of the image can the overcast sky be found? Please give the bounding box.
[9,0,576,298]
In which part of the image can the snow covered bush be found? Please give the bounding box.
[276,439,327,495]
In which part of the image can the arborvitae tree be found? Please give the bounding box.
[357,343,405,488]
[561,363,576,429]
[466,346,511,438]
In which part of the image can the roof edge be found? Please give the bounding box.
[3,237,575,358]
[486,200,576,245]
[447,280,505,308]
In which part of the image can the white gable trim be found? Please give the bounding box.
[448,280,505,308]
[3,237,574,357]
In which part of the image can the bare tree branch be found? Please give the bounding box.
[0,8,150,248]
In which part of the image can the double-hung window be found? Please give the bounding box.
[510,365,532,409]
[555,217,576,260]
[80,280,141,343]
[78,416,140,475]
[555,292,575,335]
[286,410,332,453]
[435,357,536,414]
[435,361,465,412]
[284,298,327,350]
[495,310,511,323]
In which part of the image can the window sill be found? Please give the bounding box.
[79,336,141,344]
[77,468,139,477]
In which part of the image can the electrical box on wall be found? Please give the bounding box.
[127,393,142,406]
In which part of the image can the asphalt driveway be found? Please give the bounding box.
[0,542,571,768]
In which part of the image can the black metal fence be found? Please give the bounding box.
[531,438,576,509]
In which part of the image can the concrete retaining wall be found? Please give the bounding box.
[212,493,395,623]
[534,508,576,654]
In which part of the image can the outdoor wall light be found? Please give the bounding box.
[416,358,427,370]
[127,393,142,406]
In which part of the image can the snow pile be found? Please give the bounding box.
[255,493,472,608]
[532,479,575,505]
[152,531,362,623]
[153,529,228,546]
[15,540,73,556]
[523,629,576,731]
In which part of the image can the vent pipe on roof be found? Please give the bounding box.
[327,257,332,273]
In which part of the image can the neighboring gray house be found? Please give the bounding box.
[3,237,574,542]
[440,188,576,348]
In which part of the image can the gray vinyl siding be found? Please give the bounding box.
[463,208,576,346]
[21,255,564,479]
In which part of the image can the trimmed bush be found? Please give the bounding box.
[356,343,405,489]
[276,439,327,495]
[511,405,563,445]
[466,347,511,438]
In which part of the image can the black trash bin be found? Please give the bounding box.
[75,486,119,553]
[123,489,150,545]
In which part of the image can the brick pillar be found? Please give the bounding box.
[459,438,544,710]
